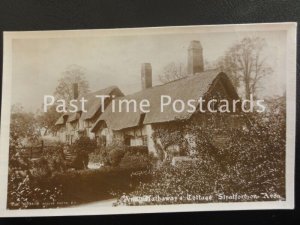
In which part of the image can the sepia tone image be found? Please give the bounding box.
[0,23,296,216]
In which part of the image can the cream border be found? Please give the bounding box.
[0,22,296,217]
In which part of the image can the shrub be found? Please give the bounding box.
[109,148,125,167]
[41,166,148,205]
[89,146,108,165]
[7,144,66,209]
[89,141,125,166]
[90,143,153,168]
[119,151,151,170]
[68,136,97,169]
[125,146,148,155]
[115,98,286,205]
[70,151,89,170]
[71,136,97,154]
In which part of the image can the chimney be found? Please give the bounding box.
[187,40,204,75]
[141,63,152,90]
[73,83,79,99]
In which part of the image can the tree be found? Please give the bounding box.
[54,64,90,104]
[216,37,273,99]
[10,104,40,153]
[36,105,61,134]
[216,47,240,89]
[159,62,187,84]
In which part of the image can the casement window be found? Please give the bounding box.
[124,135,131,146]
[95,135,105,146]
[142,135,148,146]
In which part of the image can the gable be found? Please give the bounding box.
[54,86,124,126]
[205,73,239,101]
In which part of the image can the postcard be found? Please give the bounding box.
[0,22,296,217]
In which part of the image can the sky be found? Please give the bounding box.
[11,27,287,112]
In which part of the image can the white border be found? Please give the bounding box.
[0,22,296,217]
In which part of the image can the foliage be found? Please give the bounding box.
[71,136,97,154]
[10,104,40,152]
[119,150,152,170]
[68,136,97,169]
[109,148,126,167]
[159,62,187,83]
[32,145,67,178]
[216,37,273,99]
[8,104,67,209]
[152,120,190,161]
[7,145,66,209]
[54,64,90,105]
[125,146,149,155]
[116,96,286,205]
[89,141,125,166]
[36,105,61,134]
[41,166,148,205]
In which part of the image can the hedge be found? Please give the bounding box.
[36,165,149,206]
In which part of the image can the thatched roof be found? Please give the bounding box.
[79,86,124,120]
[55,114,69,126]
[55,86,124,126]
[91,70,239,132]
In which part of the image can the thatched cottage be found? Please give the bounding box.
[90,40,241,155]
[55,86,124,144]
[55,40,241,155]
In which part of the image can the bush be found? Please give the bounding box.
[71,136,97,154]
[125,146,148,155]
[119,151,151,170]
[116,98,286,206]
[109,148,125,167]
[68,136,97,169]
[41,166,148,205]
[7,145,66,209]
[115,160,221,206]
[89,141,125,166]
[90,144,151,168]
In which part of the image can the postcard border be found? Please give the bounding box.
[0,22,296,217]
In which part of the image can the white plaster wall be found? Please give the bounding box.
[145,124,156,155]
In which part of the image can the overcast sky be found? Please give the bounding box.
[11,27,287,112]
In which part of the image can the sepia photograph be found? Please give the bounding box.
[0,22,296,217]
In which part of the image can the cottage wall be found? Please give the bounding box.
[122,124,156,154]
[93,123,156,155]
[56,126,67,142]
[64,121,79,144]
[145,124,156,154]
[94,125,115,146]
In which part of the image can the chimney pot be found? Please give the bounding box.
[73,83,79,99]
[141,63,152,90]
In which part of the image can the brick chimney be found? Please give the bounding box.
[187,40,204,75]
[141,63,152,90]
[73,83,79,99]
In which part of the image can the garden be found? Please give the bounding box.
[7,97,286,209]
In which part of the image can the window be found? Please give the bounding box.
[142,135,148,146]
[124,135,131,146]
